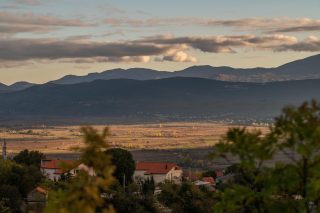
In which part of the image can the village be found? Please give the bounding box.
[1,101,320,213]
[1,136,233,213]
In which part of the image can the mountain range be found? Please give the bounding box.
[0,77,319,123]
[0,54,320,92]
[51,54,320,84]
[0,81,36,93]
[0,54,319,124]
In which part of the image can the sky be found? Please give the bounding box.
[0,0,319,84]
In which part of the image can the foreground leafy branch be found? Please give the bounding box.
[210,100,320,213]
[45,127,115,213]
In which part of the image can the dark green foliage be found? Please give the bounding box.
[13,149,45,168]
[0,159,43,213]
[141,177,155,196]
[270,100,320,212]
[158,181,215,213]
[45,127,115,213]
[202,170,217,179]
[107,182,156,213]
[0,185,22,213]
[104,148,135,185]
[210,100,320,213]
[0,199,11,213]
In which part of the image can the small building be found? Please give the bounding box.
[26,187,48,213]
[41,159,96,181]
[183,171,202,182]
[41,159,75,181]
[202,176,216,185]
[134,162,183,184]
[216,173,235,183]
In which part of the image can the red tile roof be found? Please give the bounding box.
[41,159,75,170]
[35,187,48,195]
[53,169,65,175]
[183,172,201,181]
[216,171,224,177]
[202,177,216,184]
[136,162,180,174]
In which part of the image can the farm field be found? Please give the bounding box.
[1,122,269,155]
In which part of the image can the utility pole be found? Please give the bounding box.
[2,138,7,160]
[123,173,126,190]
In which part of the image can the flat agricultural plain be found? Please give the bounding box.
[1,122,269,154]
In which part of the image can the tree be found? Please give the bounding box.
[209,100,320,212]
[270,100,320,212]
[0,185,22,213]
[45,126,115,213]
[0,159,43,213]
[202,170,217,179]
[209,128,276,212]
[104,148,135,186]
[141,177,155,196]
[107,182,156,213]
[158,181,215,213]
[13,149,45,168]
[0,199,11,213]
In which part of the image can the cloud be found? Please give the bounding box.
[0,12,93,27]
[0,11,95,36]
[103,30,125,37]
[99,4,126,15]
[207,17,320,33]
[161,51,197,62]
[104,17,204,27]
[137,34,305,53]
[0,24,54,35]
[0,34,319,67]
[271,25,320,33]
[104,17,320,33]
[0,60,34,68]
[0,38,171,61]
[275,36,320,52]
[62,56,151,63]
[14,0,40,6]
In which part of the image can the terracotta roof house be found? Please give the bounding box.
[26,187,48,213]
[41,159,95,181]
[134,162,183,184]
[202,177,216,185]
[183,171,202,182]
[216,170,224,178]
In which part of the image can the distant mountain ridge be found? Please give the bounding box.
[51,54,320,84]
[0,54,319,90]
[0,77,319,123]
[0,81,36,92]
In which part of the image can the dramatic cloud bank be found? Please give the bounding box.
[0,33,319,67]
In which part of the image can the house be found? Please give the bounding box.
[134,162,183,184]
[202,176,216,185]
[193,177,216,192]
[40,159,95,181]
[26,187,48,213]
[41,159,75,181]
[183,171,202,182]
[216,170,224,178]
[216,173,235,183]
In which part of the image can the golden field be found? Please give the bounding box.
[1,122,269,154]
